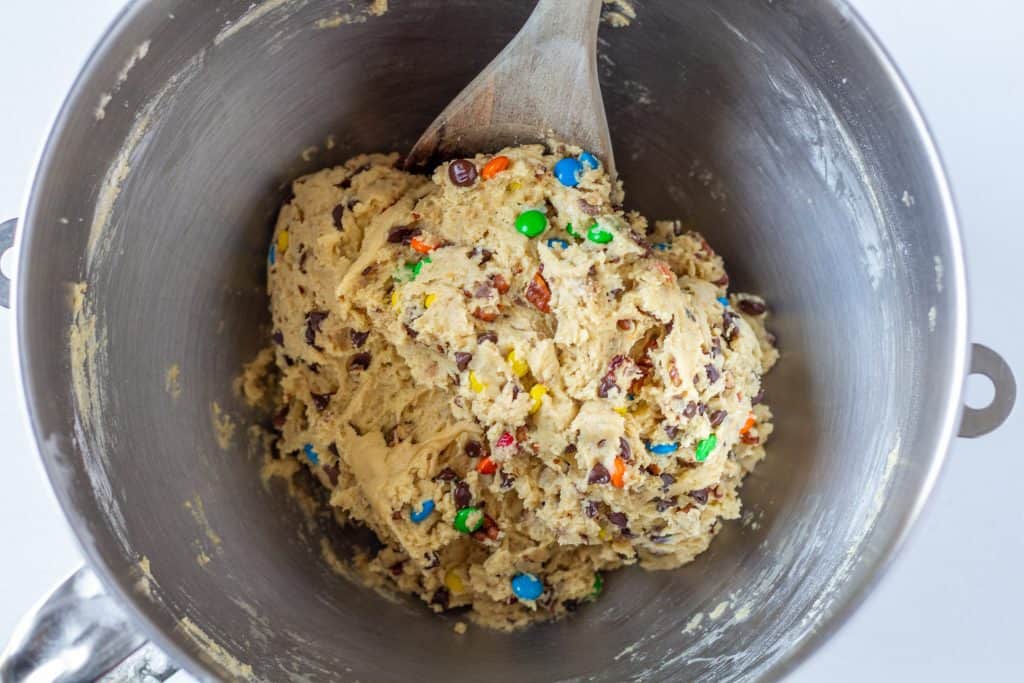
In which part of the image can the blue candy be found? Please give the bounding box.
[410,499,435,524]
[546,238,570,250]
[717,297,730,307]
[303,443,319,465]
[268,243,276,265]
[553,157,584,187]
[579,151,600,170]
[646,442,680,456]
[511,572,544,601]
[653,242,670,251]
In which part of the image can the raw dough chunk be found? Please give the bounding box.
[258,144,777,629]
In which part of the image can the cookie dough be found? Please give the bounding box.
[256,143,777,629]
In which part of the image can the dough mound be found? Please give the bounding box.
[261,144,777,629]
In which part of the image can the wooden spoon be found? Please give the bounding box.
[406,0,615,178]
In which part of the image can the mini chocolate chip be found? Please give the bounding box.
[308,362,320,374]
[723,311,740,342]
[332,204,345,230]
[578,198,601,216]
[305,311,328,346]
[469,247,494,265]
[588,463,611,485]
[664,424,680,440]
[349,352,372,370]
[465,440,482,458]
[654,496,676,513]
[328,443,340,458]
[473,282,494,299]
[272,405,289,430]
[607,511,629,528]
[698,402,707,415]
[597,374,618,399]
[650,534,674,544]
[618,436,632,462]
[706,364,721,383]
[710,409,727,427]
[435,467,458,481]
[389,562,404,576]
[646,463,661,475]
[683,402,697,419]
[564,599,580,613]
[477,331,498,345]
[738,299,766,315]
[335,176,352,190]
[391,509,403,520]
[347,197,360,210]
[659,473,676,491]
[311,392,332,411]
[424,552,440,569]
[500,472,516,489]
[271,330,284,346]
[584,500,598,518]
[431,587,450,610]
[403,324,419,339]
[454,352,473,371]
[712,273,730,287]
[448,159,478,186]
[386,225,421,244]
[350,329,370,348]
[690,488,710,504]
[453,481,472,508]
[323,463,339,486]
[752,388,766,405]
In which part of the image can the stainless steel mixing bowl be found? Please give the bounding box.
[0,1,1017,681]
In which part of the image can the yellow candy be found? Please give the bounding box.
[598,528,610,541]
[529,384,548,414]
[424,293,437,309]
[390,291,400,310]
[469,371,486,394]
[613,406,629,416]
[445,570,465,595]
[507,180,522,192]
[507,350,529,377]
[276,229,290,254]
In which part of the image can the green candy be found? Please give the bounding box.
[587,223,614,244]
[695,433,718,463]
[566,222,582,240]
[454,506,484,534]
[394,263,417,282]
[515,210,548,238]
[411,256,432,278]
[591,573,604,600]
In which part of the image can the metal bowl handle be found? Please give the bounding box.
[959,344,1017,438]
[0,567,177,682]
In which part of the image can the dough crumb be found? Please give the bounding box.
[165,363,182,400]
[210,401,236,450]
[602,0,637,28]
[453,621,468,635]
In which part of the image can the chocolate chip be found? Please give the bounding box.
[323,463,339,486]
[698,402,707,415]
[712,273,730,287]
[563,599,580,613]
[477,331,498,345]
[654,496,676,513]
[332,205,345,230]
[738,299,766,315]
[659,473,676,491]
[403,324,419,338]
[328,443,340,458]
[584,500,598,518]
[597,375,618,399]
[453,481,472,508]
[272,405,289,430]
[308,362,320,374]
[752,388,766,405]
[618,437,632,462]
[305,311,328,346]
[389,562,404,576]
[465,440,482,458]
[448,159,478,187]
[705,364,721,383]
[645,463,661,475]
[424,552,440,569]
[435,467,458,482]
[391,509,403,520]
[689,488,709,504]
[723,311,740,342]
[472,514,500,542]
[350,329,370,348]
[578,198,601,216]
[473,282,494,299]
[311,392,332,411]
[664,424,680,440]
[349,352,372,370]
[271,330,284,346]
[500,472,516,489]
[454,352,473,371]
[607,511,629,528]
[469,247,493,265]
[386,225,421,244]
[683,402,697,419]
[710,409,727,427]
[588,463,611,485]
[431,587,450,610]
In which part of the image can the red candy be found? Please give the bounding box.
[496,432,514,448]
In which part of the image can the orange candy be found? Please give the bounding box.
[740,414,756,435]
[481,155,511,180]
[477,456,497,475]
[611,457,626,488]
[410,237,435,254]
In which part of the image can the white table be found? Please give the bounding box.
[0,2,1019,680]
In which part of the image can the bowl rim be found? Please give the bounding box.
[10,0,969,680]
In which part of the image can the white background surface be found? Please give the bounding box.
[0,1,1019,680]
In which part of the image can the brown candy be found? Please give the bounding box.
[448,159,478,187]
